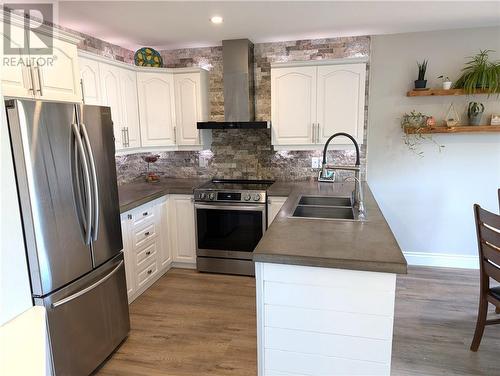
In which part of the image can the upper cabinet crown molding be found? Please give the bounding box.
[271,57,369,69]
[271,61,367,149]
[1,10,83,45]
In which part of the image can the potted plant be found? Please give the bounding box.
[401,110,444,156]
[454,50,500,94]
[438,75,452,90]
[467,102,485,126]
[414,59,428,89]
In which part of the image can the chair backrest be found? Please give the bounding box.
[474,204,500,284]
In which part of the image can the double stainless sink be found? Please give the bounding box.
[291,195,365,221]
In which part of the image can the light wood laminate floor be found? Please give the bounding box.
[96,267,500,376]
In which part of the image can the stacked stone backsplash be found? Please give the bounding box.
[115,36,371,184]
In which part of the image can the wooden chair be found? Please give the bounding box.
[470,202,500,351]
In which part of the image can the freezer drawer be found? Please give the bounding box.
[36,253,130,376]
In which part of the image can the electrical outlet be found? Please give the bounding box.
[311,157,320,169]
[199,155,208,168]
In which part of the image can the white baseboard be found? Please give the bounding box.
[171,261,197,269]
[403,251,479,269]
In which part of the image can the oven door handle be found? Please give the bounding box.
[194,203,265,211]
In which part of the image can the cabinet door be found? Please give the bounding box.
[119,68,141,148]
[317,64,366,144]
[1,23,34,98]
[271,66,316,145]
[99,63,124,150]
[120,214,136,302]
[170,195,196,264]
[159,199,172,269]
[137,72,176,147]
[79,56,101,105]
[34,38,81,102]
[174,73,201,146]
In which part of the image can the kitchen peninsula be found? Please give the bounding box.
[254,181,407,376]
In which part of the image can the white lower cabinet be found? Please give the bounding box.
[120,194,196,303]
[267,196,288,226]
[169,195,197,265]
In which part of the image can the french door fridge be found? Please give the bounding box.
[5,99,130,376]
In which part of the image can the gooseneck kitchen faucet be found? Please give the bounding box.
[319,132,365,219]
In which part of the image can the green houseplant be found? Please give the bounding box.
[454,50,500,94]
[414,60,428,89]
[467,102,485,126]
[401,110,444,156]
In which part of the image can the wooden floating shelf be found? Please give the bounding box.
[407,88,491,97]
[404,125,500,134]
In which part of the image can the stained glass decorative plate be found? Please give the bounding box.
[134,47,163,67]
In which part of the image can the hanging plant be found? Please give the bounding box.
[454,50,500,95]
[401,111,444,157]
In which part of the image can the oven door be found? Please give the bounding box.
[195,202,266,260]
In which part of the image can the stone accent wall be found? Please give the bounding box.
[115,36,370,184]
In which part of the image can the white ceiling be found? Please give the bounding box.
[57,1,500,51]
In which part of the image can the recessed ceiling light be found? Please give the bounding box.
[210,16,223,24]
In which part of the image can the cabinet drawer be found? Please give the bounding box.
[136,242,158,270]
[130,206,156,228]
[137,261,158,288]
[132,222,157,248]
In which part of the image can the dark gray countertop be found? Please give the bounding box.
[118,178,207,213]
[254,181,407,274]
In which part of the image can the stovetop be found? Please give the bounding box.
[199,179,275,191]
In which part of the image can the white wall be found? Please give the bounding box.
[367,27,500,268]
[0,94,33,325]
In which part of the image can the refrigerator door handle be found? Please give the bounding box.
[71,123,92,245]
[51,260,124,308]
[80,122,99,241]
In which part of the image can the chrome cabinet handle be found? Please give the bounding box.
[26,64,35,94]
[146,251,151,256]
[34,65,43,96]
[125,127,130,147]
[147,269,152,275]
[173,126,177,144]
[80,122,99,241]
[52,260,124,308]
[316,123,320,143]
[143,212,148,216]
[145,231,150,236]
[71,123,92,245]
[127,214,132,220]
[312,123,315,143]
[80,78,85,103]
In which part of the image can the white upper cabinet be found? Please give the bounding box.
[99,63,123,150]
[79,56,101,105]
[174,72,208,146]
[271,66,317,146]
[119,68,141,149]
[33,38,81,103]
[1,21,81,102]
[271,61,367,149]
[316,63,366,145]
[137,71,176,147]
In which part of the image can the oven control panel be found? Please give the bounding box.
[194,190,266,204]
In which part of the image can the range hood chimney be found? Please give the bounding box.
[197,39,268,129]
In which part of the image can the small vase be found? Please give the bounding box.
[414,80,427,89]
[442,81,452,90]
[468,114,483,126]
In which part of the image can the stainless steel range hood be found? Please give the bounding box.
[197,39,269,129]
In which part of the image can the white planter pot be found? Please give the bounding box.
[442,81,452,90]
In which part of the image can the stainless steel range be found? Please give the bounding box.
[194,179,274,276]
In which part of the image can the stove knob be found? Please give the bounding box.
[200,193,207,200]
[253,193,261,201]
[208,193,216,200]
[243,194,251,201]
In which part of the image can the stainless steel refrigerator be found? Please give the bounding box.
[5,99,130,376]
